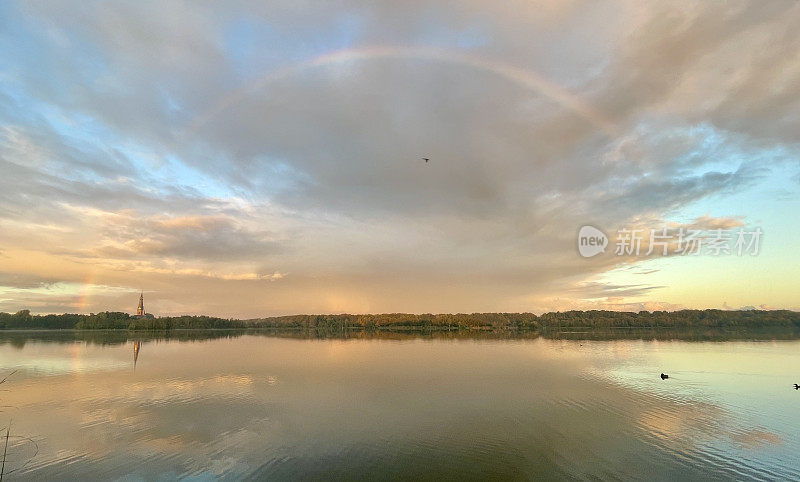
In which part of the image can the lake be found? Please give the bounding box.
[0,330,798,480]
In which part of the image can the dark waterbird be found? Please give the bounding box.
[660,373,669,380]
[794,384,799,390]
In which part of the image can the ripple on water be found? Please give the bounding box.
[3,335,799,480]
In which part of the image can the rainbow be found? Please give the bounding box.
[185,45,618,137]
[76,270,96,313]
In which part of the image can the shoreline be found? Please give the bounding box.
[2,325,800,343]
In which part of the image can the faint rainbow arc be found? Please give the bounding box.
[184,45,618,137]
[76,271,96,313]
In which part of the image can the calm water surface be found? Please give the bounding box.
[0,331,798,480]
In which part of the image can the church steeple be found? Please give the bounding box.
[137,292,144,316]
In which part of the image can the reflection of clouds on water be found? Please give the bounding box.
[579,339,797,476]
[2,335,799,479]
[11,375,279,478]
[638,402,783,451]
[206,455,245,477]
[637,401,725,446]
[730,428,783,449]
[125,375,257,401]
[0,357,128,375]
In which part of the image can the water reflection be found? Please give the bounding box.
[1,325,799,348]
[0,330,797,480]
[133,340,141,370]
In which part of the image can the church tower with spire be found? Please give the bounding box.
[133,292,154,319]
[136,292,144,316]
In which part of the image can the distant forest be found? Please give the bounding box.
[0,309,799,332]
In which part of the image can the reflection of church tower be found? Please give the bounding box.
[133,341,141,369]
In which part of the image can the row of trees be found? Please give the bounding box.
[535,309,800,328]
[127,315,245,330]
[1,309,798,331]
[248,309,800,330]
[247,312,541,331]
[0,310,242,330]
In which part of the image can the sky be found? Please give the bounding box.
[0,0,798,317]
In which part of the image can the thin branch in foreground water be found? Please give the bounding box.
[0,371,16,386]
[0,371,17,482]
[1,421,9,482]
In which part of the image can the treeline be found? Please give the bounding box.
[0,309,798,331]
[247,309,800,331]
[535,309,800,328]
[0,310,243,330]
[247,312,540,331]
[127,315,245,330]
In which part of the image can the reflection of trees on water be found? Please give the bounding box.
[0,330,253,348]
[1,326,799,347]
[255,326,800,341]
[540,326,800,342]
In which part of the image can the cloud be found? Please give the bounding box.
[680,215,745,231]
[66,210,284,262]
[0,1,798,315]
[0,271,62,290]
[568,281,665,300]
[723,302,775,312]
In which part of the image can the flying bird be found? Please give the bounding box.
[422,157,429,163]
